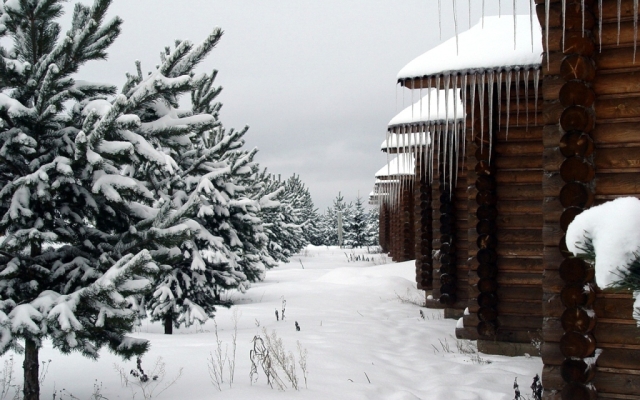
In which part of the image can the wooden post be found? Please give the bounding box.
[439,140,458,306]
[415,145,433,290]
[538,0,598,398]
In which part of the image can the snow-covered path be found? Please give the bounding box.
[26,246,541,399]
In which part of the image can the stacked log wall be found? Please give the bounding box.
[538,0,640,398]
[457,74,545,352]
[425,131,467,312]
[415,150,433,290]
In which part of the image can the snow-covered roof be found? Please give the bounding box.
[397,15,542,81]
[375,154,415,178]
[381,133,432,152]
[389,89,464,128]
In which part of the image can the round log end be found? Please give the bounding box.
[560,331,596,359]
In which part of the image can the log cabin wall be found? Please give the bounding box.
[538,0,640,398]
[401,176,415,262]
[379,201,390,253]
[456,73,545,355]
[424,126,469,315]
[414,146,433,290]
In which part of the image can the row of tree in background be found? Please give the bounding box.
[0,1,376,399]
[305,193,379,248]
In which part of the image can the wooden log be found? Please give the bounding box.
[497,229,543,244]
[496,257,544,272]
[594,294,636,320]
[561,54,596,82]
[495,170,543,185]
[543,317,564,343]
[596,172,640,195]
[595,147,640,170]
[544,76,564,102]
[494,141,545,156]
[560,383,596,400]
[477,249,497,264]
[478,306,498,322]
[476,220,497,235]
[470,285,543,301]
[542,364,564,392]
[477,278,498,293]
[498,243,544,257]
[542,100,565,125]
[477,263,499,279]
[596,20,640,47]
[541,341,565,366]
[593,71,640,97]
[475,206,497,222]
[562,283,597,308]
[594,322,640,345]
[559,258,594,284]
[560,157,596,183]
[559,182,594,208]
[561,358,596,384]
[598,0,640,21]
[560,207,584,232]
[592,369,640,397]
[477,321,497,337]
[596,47,640,71]
[544,126,564,153]
[559,80,596,107]
[477,234,498,250]
[596,96,640,120]
[496,184,544,201]
[544,147,565,173]
[559,131,594,158]
[560,105,595,132]
[496,315,543,330]
[495,271,543,286]
[477,292,499,308]
[494,155,544,170]
[474,299,541,318]
[491,127,543,144]
[496,214,543,229]
[542,171,567,198]
[560,332,596,358]
[497,200,544,214]
[597,347,640,370]
[475,175,495,191]
[561,307,597,334]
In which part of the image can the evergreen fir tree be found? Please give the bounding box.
[283,174,320,246]
[118,35,271,334]
[255,172,305,263]
[344,196,368,248]
[365,206,380,246]
[320,193,352,246]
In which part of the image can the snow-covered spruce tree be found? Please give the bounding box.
[284,174,321,246]
[104,32,273,334]
[365,206,380,246]
[320,193,352,246]
[344,196,368,248]
[253,171,305,263]
[0,0,203,398]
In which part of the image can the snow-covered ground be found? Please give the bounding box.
[11,246,541,399]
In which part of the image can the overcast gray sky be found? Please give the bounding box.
[65,0,534,211]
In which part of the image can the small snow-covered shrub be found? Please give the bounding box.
[249,328,306,391]
[566,197,640,325]
[114,357,182,400]
[207,310,239,391]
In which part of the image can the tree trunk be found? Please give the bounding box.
[164,313,173,335]
[23,338,39,400]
